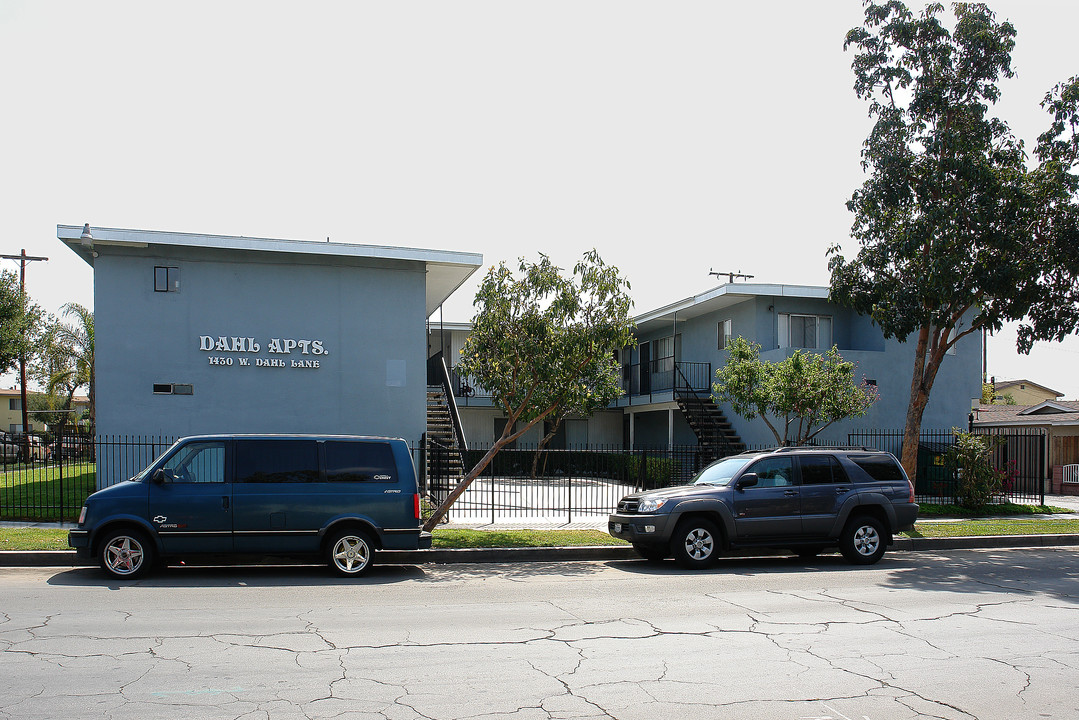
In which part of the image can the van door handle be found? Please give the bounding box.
[783,490,798,497]
[222,496,230,510]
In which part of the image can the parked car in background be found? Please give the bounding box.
[47,435,93,461]
[609,447,918,568]
[0,433,19,462]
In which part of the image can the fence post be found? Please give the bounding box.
[638,449,647,491]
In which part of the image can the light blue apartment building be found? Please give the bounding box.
[431,282,981,452]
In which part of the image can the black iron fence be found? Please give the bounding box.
[848,427,1046,505]
[0,428,1051,524]
[424,444,714,523]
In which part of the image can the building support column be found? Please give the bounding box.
[629,412,635,450]
[668,408,674,448]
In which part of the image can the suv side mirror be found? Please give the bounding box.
[151,468,166,484]
[736,473,758,490]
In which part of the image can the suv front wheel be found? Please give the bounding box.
[840,514,887,565]
[671,518,721,569]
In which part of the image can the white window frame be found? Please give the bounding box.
[778,313,832,350]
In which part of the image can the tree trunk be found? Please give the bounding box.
[899,326,946,482]
[423,414,547,531]
[530,419,562,479]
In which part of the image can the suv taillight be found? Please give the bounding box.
[907,479,915,504]
[414,493,421,521]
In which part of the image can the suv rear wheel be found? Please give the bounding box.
[840,514,887,565]
[671,518,721,569]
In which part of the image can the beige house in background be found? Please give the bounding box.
[990,379,1065,406]
[974,400,1079,495]
[0,388,89,434]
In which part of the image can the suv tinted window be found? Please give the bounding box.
[235,440,319,483]
[799,455,847,485]
[325,440,397,482]
[746,457,793,487]
[851,455,904,482]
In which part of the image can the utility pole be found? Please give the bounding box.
[1,250,48,450]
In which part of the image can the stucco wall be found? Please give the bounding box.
[94,246,427,484]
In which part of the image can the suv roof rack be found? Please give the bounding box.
[764,446,881,453]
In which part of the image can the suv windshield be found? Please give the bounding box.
[693,456,753,485]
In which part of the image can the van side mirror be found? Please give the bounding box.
[736,473,758,490]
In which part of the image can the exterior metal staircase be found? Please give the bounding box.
[673,365,744,462]
[675,392,746,461]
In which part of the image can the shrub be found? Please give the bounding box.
[945,431,1005,510]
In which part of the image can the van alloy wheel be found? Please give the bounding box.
[99,529,154,580]
[328,531,373,577]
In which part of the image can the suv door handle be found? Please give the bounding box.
[222,496,230,510]
[835,487,851,494]
[783,490,798,496]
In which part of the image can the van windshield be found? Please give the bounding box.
[693,456,753,485]
[130,440,183,482]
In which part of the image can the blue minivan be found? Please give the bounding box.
[68,435,432,579]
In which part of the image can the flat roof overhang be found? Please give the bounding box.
[58,224,482,315]
[633,283,830,334]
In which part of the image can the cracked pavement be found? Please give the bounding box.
[1,548,1078,719]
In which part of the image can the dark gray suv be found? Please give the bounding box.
[608,447,918,568]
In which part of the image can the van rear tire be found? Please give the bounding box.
[327,529,374,577]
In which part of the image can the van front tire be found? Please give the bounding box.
[327,529,374,577]
[98,529,155,580]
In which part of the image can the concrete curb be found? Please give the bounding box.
[3,535,1079,568]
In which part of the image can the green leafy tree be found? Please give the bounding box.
[713,337,878,446]
[830,2,1079,480]
[0,270,42,377]
[423,251,634,530]
[980,382,1015,405]
[30,304,95,438]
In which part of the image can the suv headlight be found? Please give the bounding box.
[637,497,667,513]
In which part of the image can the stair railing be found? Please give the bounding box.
[428,352,468,452]
[673,362,741,456]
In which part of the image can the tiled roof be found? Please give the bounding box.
[974,401,1079,426]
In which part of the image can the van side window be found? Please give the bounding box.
[236,440,319,483]
[325,441,397,482]
[163,442,225,483]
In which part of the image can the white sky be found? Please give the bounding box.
[1,1,1077,398]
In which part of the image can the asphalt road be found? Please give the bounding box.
[2,549,1078,720]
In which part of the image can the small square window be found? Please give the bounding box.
[153,383,173,394]
[172,384,193,395]
[154,266,180,292]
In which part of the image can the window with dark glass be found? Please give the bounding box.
[154,266,180,292]
[851,455,904,482]
[235,440,319,483]
[324,441,397,482]
[799,455,847,484]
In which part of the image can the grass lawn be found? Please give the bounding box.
[432,528,627,548]
[0,463,96,523]
[900,518,1079,538]
[6,520,1079,552]
[917,502,1072,517]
